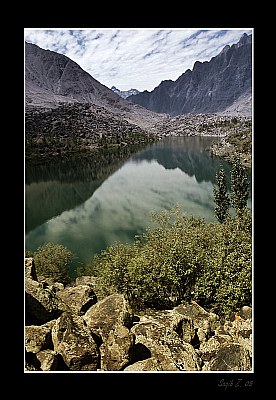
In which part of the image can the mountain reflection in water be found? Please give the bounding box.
[25,136,251,271]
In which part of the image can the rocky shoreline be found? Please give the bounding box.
[25,258,252,372]
[25,102,252,168]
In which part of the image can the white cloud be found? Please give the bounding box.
[24,28,253,92]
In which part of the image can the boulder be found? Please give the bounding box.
[170,301,220,345]
[125,357,177,371]
[25,257,37,280]
[101,324,135,371]
[25,277,65,324]
[52,311,100,371]
[83,294,134,371]
[202,343,251,371]
[24,258,253,372]
[36,350,61,371]
[199,334,234,362]
[224,312,252,357]
[37,275,64,292]
[126,314,202,371]
[56,284,97,315]
[25,320,56,353]
[238,306,252,320]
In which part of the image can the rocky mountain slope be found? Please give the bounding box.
[25,42,165,132]
[128,33,252,116]
[25,40,252,165]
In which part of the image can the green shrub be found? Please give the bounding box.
[31,242,73,285]
[193,210,252,316]
[88,206,252,317]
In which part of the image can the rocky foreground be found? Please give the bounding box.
[25,258,252,372]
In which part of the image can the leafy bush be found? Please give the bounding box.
[30,242,73,285]
[193,210,252,316]
[86,206,252,317]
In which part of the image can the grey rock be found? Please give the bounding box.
[238,306,252,320]
[223,314,252,357]
[25,42,165,133]
[129,33,252,116]
[199,334,234,361]
[75,275,98,287]
[101,324,135,371]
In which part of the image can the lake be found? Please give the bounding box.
[25,136,252,275]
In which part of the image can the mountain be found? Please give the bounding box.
[25,42,165,132]
[111,86,140,99]
[25,42,119,107]
[128,33,252,116]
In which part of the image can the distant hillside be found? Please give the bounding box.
[128,33,252,117]
[25,42,165,132]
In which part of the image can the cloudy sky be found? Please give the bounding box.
[24,28,253,92]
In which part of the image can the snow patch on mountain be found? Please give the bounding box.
[111,86,140,99]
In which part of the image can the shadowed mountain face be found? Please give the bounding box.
[128,33,252,116]
[25,41,123,107]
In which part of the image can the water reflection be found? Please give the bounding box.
[25,137,252,269]
[132,136,232,184]
[25,145,144,232]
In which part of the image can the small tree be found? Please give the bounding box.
[231,156,249,215]
[213,167,230,223]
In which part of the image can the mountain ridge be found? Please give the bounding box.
[25,41,166,132]
[128,33,252,116]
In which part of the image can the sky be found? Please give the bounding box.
[24,28,253,92]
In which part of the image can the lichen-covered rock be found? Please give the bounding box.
[52,311,100,371]
[223,312,252,357]
[202,343,251,371]
[124,357,178,371]
[25,320,56,353]
[84,294,133,335]
[199,334,234,362]
[83,294,134,370]
[37,276,65,292]
[24,258,253,372]
[127,316,202,371]
[36,350,60,371]
[238,306,252,320]
[56,284,97,315]
[101,324,135,371]
[25,278,65,324]
[170,301,220,345]
[25,257,37,280]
